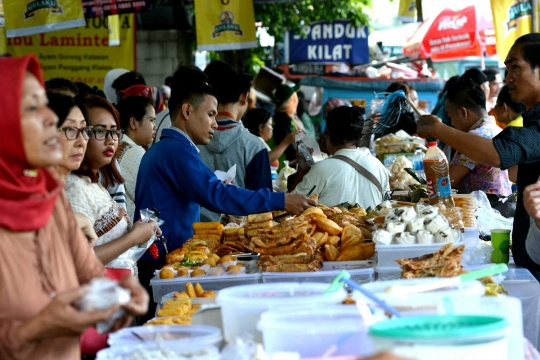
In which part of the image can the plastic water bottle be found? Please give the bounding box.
[423,141,455,207]
[413,146,425,179]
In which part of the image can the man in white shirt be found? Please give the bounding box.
[291,106,390,208]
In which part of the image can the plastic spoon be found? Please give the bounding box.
[383,263,508,295]
[326,271,401,317]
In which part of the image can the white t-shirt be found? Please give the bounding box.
[293,148,390,208]
[116,134,146,221]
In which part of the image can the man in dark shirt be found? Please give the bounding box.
[416,33,540,274]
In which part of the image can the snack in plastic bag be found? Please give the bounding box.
[76,277,130,334]
[274,161,296,192]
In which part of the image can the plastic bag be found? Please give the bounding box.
[220,335,270,360]
[76,277,130,334]
[274,161,296,192]
[107,209,165,273]
[295,133,323,163]
[471,191,513,240]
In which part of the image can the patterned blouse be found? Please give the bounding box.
[450,116,512,196]
[116,135,146,221]
[65,174,136,273]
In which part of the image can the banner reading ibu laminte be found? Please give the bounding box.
[3,14,135,88]
[4,0,85,37]
[490,0,532,60]
[82,0,151,18]
[194,0,257,51]
[285,20,370,64]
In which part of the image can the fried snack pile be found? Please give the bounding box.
[396,242,465,278]
[145,298,200,326]
[174,282,217,299]
[191,222,223,252]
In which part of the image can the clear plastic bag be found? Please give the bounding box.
[76,277,130,334]
[220,335,270,360]
[107,209,165,272]
[295,133,323,163]
[471,191,513,240]
[274,161,296,192]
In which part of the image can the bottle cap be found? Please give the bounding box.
[428,141,437,147]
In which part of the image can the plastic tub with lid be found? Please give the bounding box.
[257,305,373,358]
[107,325,222,349]
[369,315,509,360]
[217,282,347,343]
[96,343,220,360]
[359,278,485,314]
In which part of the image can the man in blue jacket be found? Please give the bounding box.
[134,68,316,313]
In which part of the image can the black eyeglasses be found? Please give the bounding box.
[91,128,124,141]
[58,126,94,140]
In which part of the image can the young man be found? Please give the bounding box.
[444,80,511,196]
[484,67,504,110]
[291,106,389,208]
[417,33,540,273]
[198,61,272,221]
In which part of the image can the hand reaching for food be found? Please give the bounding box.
[284,193,318,215]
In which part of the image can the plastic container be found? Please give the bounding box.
[97,343,220,360]
[258,305,373,358]
[424,141,455,207]
[360,278,485,315]
[107,325,223,348]
[376,240,465,269]
[261,267,374,285]
[217,282,348,343]
[369,315,509,360]
[150,273,261,304]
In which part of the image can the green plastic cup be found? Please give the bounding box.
[491,229,511,263]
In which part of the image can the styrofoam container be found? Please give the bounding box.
[107,325,223,348]
[150,273,261,304]
[257,305,373,358]
[96,343,220,360]
[217,282,347,343]
[359,278,485,314]
[261,267,374,284]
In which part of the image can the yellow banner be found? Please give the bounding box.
[491,0,532,61]
[108,14,120,46]
[195,0,257,51]
[398,0,416,23]
[4,0,85,38]
[3,14,135,89]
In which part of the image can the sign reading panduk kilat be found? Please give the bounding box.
[4,0,85,37]
[82,0,151,18]
[3,14,135,88]
[285,20,370,64]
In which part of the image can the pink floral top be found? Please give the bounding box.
[450,116,512,196]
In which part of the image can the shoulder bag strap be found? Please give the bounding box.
[332,155,384,195]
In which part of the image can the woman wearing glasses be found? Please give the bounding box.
[115,96,157,221]
[65,95,159,275]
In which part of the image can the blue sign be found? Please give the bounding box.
[285,20,370,64]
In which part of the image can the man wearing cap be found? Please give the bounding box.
[273,83,306,162]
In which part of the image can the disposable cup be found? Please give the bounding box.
[491,229,511,263]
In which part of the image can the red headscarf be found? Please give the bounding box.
[120,84,166,113]
[0,55,62,232]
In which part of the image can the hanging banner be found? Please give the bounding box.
[82,0,151,19]
[398,0,417,23]
[4,0,85,38]
[194,0,257,51]
[490,0,532,60]
[0,0,4,27]
[4,14,135,88]
[285,20,370,65]
[108,14,120,46]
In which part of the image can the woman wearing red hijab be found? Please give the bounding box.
[0,55,149,360]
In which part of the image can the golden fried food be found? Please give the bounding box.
[247,212,273,223]
[342,235,364,249]
[317,232,329,247]
[195,229,223,236]
[349,207,367,216]
[264,260,321,272]
[310,193,319,201]
[176,267,190,277]
[187,251,208,262]
[186,282,197,298]
[224,227,240,236]
[203,257,217,267]
[210,253,220,262]
[193,222,223,231]
[324,244,339,261]
[145,317,175,325]
[194,283,205,297]
[313,232,324,242]
[218,255,234,264]
[302,207,327,218]
[314,218,343,236]
[245,220,274,230]
[226,265,243,274]
[342,224,364,243]
[160,266,175,279]
[336,242,375,261]
[327,235,341,246]
[202,290,217,298]
[173,291,190,299]
[166,247,189,264]
[191,269,206,277]
[192,234,222,241]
